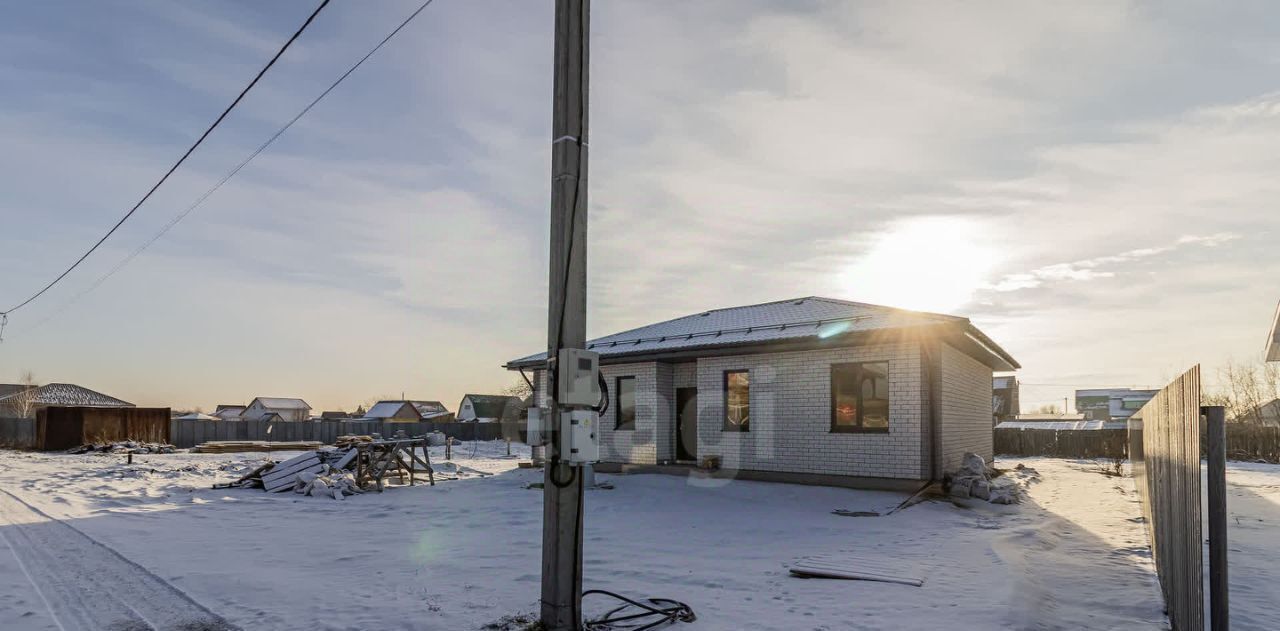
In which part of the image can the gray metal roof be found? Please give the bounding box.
[506,296,1018,370]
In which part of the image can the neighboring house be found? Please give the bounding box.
[1075,388,1158,421]
[0,383,134,418]
[456,394,524,423]
[992,375,1019,424]
[320,411,352,420]
[505,296,1019,489]
[213,405,246,421]
[362,400,423,422]
[242,397,311,422]
[174,412,219,421]
[410,400,454,421]
[1267,300,1280,362]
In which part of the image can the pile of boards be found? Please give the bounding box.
[193,440,322,454]
[219,449,357,493]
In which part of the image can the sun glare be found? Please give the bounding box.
[831,217,999,314]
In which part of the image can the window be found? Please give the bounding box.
[724,370,750,431]
[831,362,889,432]
[616,376,636,430]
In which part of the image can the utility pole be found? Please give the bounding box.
[543,1,589,629]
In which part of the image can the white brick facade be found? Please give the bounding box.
[937,342,995,472]
[531,341,995,483]
[694,343,926,480]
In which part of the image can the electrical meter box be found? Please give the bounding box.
[561,409,599,465]
[556,348,600,407]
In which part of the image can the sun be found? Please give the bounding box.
[831,216,999,314]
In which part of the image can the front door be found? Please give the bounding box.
[676,387,698,461]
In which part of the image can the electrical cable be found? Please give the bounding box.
[8,0,439,339]
[0,0,331,318]
[583,590,696,631]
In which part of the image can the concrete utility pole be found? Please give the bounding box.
[542,1,589,629]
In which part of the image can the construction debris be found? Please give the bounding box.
[192,440,323,454]
[947,452,1020,504]
[212,438,435,496]
[68,441,176,455]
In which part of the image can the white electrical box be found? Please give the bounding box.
[561,409,599,465]
[527,407,546,447]
[556,348,600,407]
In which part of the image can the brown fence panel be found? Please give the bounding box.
[1128,366,1202,631]
[994,428,1127,460]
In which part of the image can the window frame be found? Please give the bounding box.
[829,361,891,434]
[615,375,636,431]
[722,369,750,432]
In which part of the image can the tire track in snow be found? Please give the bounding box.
[0,488,239,631]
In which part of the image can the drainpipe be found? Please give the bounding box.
[922,340,941,482]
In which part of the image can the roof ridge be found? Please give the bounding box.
[804,296,967,321]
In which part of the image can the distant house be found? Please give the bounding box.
[506,296,1019,488]
[243,397,311,422]
[0,383,133,418]
[992,375,1019,424]
[363,401,422,423]
[1075,388,1157,421]
[213,405,246,421]
[174,412,219,421]
[320,410,352,420]
[410,400,454,421]
[457,394,524,423]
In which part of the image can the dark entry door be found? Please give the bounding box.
[676,387,698,461]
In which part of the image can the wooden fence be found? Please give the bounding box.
[1128,366,1204,631]
[994,428,1128,460]
[1215,423,1280,462]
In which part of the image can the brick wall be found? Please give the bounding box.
[694,343,926,480]
[938,342,995,472]
[595,362,666,465]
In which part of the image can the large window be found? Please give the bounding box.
[724,370,750,431]
[831,362,889,432]
[615,376,636,430]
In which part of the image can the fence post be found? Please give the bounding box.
[1203,405,1228,631]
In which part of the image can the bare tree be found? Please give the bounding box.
[1035,403,1062,415]
[1214,357,1280,425]
[502,377,533,400]
[4,371,40,419]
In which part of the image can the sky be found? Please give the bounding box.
[0,0,1276,413]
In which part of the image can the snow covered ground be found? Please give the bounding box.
[0,445,1269,630]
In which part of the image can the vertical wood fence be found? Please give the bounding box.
[994,428,1128,459]
[1128,366,1203,631]
[166,418,525,449]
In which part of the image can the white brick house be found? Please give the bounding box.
[506,297,1019,490]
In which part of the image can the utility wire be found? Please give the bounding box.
[13,0,438,338]
[0,0,331,317]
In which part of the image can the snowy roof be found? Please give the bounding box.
[214,404,245,413]
[997,420,1127,431]
[249,397,310,410]
[175,413,219,421]
[0,383,133,408]
[462,395,524,419]
[410,400,449,415]
[364,401,421,420]
[505,296,1019,370]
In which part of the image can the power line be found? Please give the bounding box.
[13,0,438,338]
[0,0,331,317]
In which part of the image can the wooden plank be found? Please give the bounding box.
[261,455,322,484]
[264,464,326,492]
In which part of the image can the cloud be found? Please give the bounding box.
[986,233,1241,292]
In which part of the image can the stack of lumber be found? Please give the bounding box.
[193,440,323,453]
[335,435,375,448]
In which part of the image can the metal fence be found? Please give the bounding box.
[994,427,1128,459]
[0,416,524,450]
[0,417,36,448]
[1128,365,1223,631]
[167,418,524,449]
